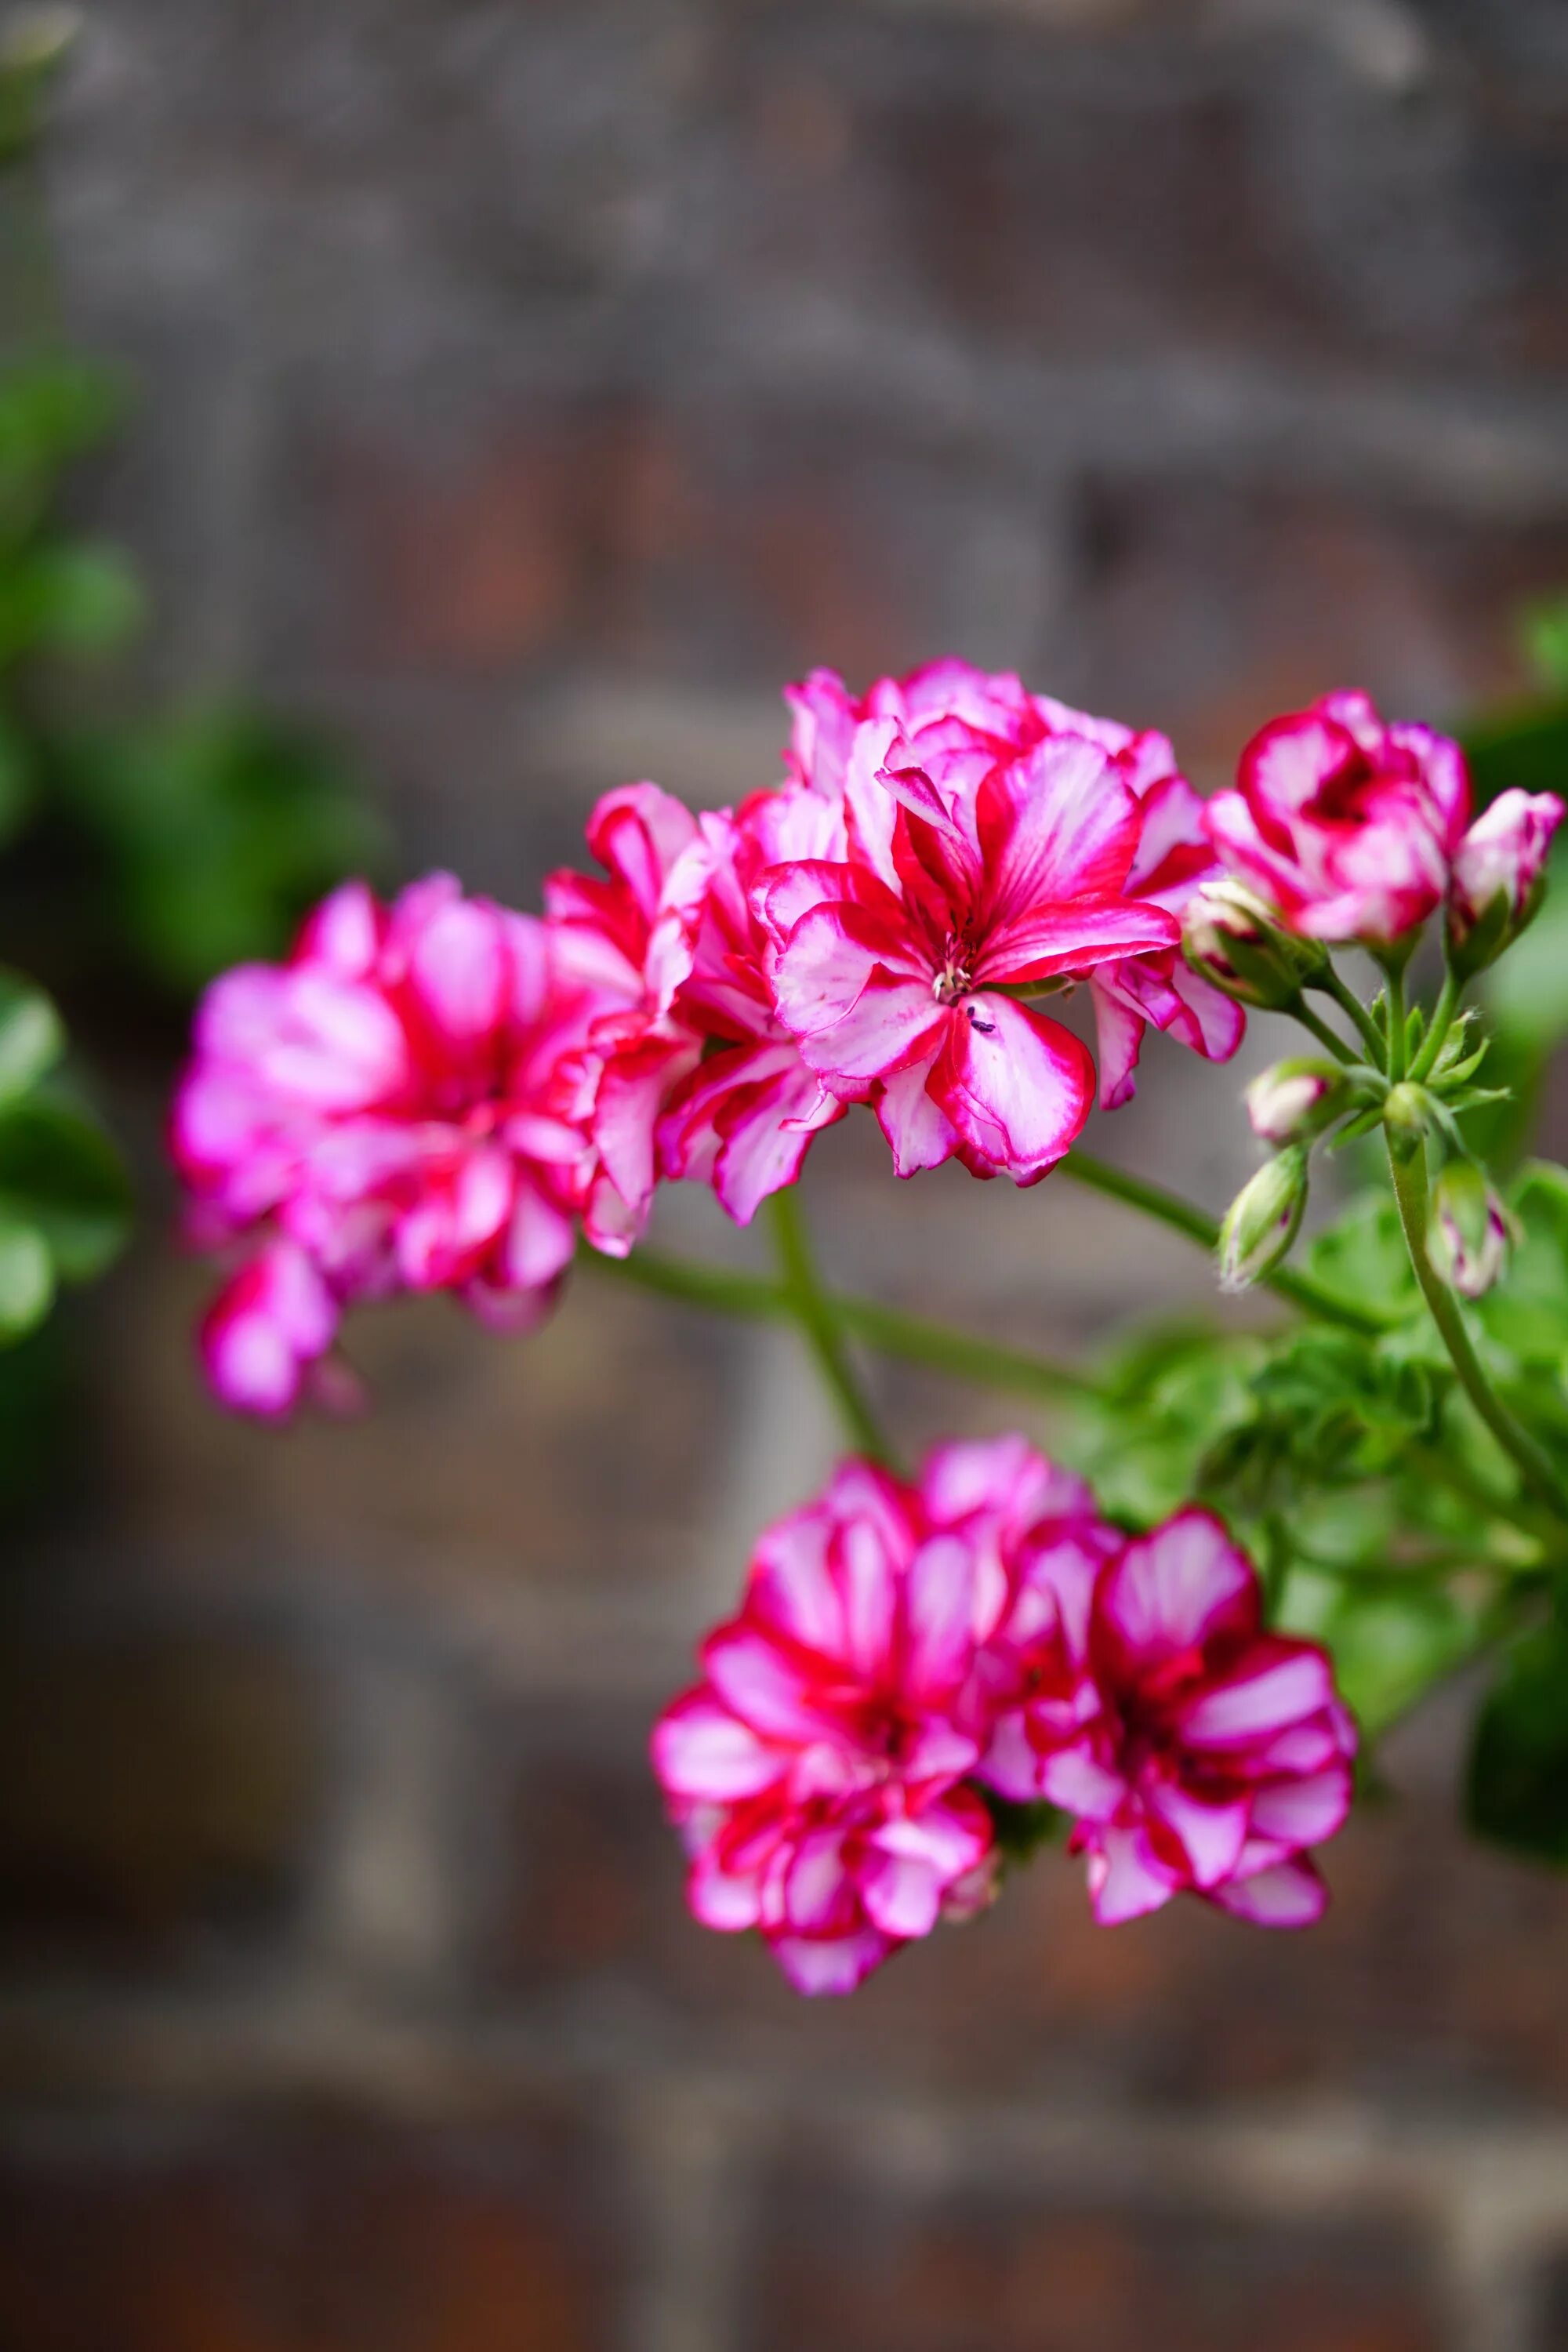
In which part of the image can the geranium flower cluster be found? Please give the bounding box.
[172,662,1245,1415]
[1202,688,1562,955]
[652,1439,1356,1994]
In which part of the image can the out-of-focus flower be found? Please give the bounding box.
[1244,1058,1345,1146]
[1428,1159,1513,1299]
[655,782,851,1224]
[1448,787,1566,974]
[1206,691,1470,946]
[173,874,617,1414]
[996,1508,1356,1926]
[1217,1148,1308,1291]
[763,666,1180,1183]
[652,1440,1089,1994]
[543,784,710,1252]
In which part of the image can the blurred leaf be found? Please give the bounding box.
[1460,703,1568,811]
[0,539,144,662]
[1523,599,1568,696]
[1065,1322,1261,1526]
[0,968,61,1102]
[0,354,125,536]
[0,1213,52,1341]
[1283,1567,1481,1740]
[0,1094,130,1280]
[1303,1192,1421,1320]
[1468,1622,1568,1866]
[0,8,77,165]
[59,703,386,991]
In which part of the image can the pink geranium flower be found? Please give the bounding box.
[543,784,709,1251]
[983,1506,1357,1927]
[763,664,1181,1181]
[1206,691,1471,946]
[1448,786,1565,961]
[652,1451,1010,1994]
[172,874,616,1415]
[655,782,851,1225]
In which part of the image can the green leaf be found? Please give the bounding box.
[1478,1160,1568,1375]
[1283,1568,1481,1739]
[0,1215,53,1342]
[0,1096,131,1282]
[0,541,145,662]
[1303,1192,1421,1319]
[1468,1623,1568,1866]
[0,971,62,1104]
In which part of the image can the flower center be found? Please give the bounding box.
[932,940,974,1005]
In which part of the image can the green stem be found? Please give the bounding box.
[1316,967,1388,1067]
[1058,1150,1388,1334]
[1409,967,1461,1087]
[1386,1134,1568,1524]
[1290,1000,1359,1066]
[585,1244,1100,1405]
[1384,962,1407,1081]
[767,1190,895,1465]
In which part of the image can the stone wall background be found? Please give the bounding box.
[4,2,1568,2345]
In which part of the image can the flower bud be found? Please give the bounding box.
[1448,789,1565,975]
[1218,1147,1308,1293]
[1244,1058,1344,1146]
[1183,878,1329,1009]
[1381,1082,1431,1150]
[1428,1160,1512,1299]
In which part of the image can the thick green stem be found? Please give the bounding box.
[767,1190,895,1465]
[586,1243,1099,1405]
[1058,1151,1387,1334]
[1386,1134,1568,1524]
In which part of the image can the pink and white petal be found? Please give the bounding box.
[927,995,1094,1182]
[1167,962,1246,1061]
[783,1824,855,1934]
[977,733,1142,916]
[688,1843,764,1932]
[873,1058,956,1176]
[702,1623,834,1744]
[586,782,701,922]
[833,1512,902,1683]
[652,1689,786,1802]
[296,878,384,977]
[1095,1508,1258,1672]
[900,1534,980,1700]
[1177,1641,1338,1750]
[860,1851,943,1941]
[1143,1778,1251,1890]
[978,896,1181,986]
[770,900,927,1040]
[769,1926,895,1996]
[1036,1743,1126,1824]
[1245,1763,1353,1849]
[1207,1857,1327,1929]
[493,1168,578,1294]
[982,1711,1053,1802]
[800,973,949,1088]
[712,1048,845,1226]
[405,895,510,1044]
[1084,1824,1178,1926]
[748,1508,843,1658]
[1091,979,1145,1110]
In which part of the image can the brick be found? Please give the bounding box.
[0,1628,320,1969]
[747,2148,1441,2352]
[488,1693,1568,2117]
[82,1236,751,1607]
[0,2110,618,2352]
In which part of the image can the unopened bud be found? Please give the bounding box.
[1428,1160,1512,1299]
[1244,1058,1344,1145]
[1218,1147,1308,1293]
[1382,1082,1430,1147]
[1448,789,1566,977]
[1183,878,1329,1009]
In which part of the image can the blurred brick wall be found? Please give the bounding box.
[5,2,1568,2347]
